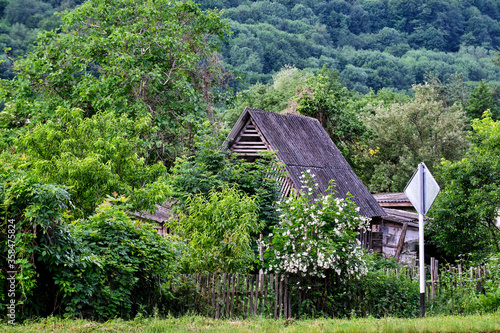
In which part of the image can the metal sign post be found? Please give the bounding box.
[404,162,440,318]
[418,163,425,317]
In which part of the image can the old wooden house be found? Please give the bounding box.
[371,193,423,262]
[138,108,422,262]
[226,107,386,219]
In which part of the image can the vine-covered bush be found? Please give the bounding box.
[39,196,180,319]
[1,165,181,321]
[0,162,71,319]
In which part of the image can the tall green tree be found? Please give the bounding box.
[1,0,230,166]
[465,80,499,120]
[429,111,500,261]
[16,107,168,218]
[295,65,369,162]
[358,83,469,192]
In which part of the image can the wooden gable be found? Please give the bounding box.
[229,117,269,161]
[229,117,297,198]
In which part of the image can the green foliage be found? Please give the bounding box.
[208,0,500,92]
[3,313,500,332]
[4,0,500,93]
[295,65,371,163]
[428,112,500,261]
[222,66,313,127]
[358,83,469,192]
[334,270,419,318]
[172,187,262,273]
[264,171,370,280]
[1,166,180,320]
[38,196,180,319]
[288,265,419,319]
[465,81,500,120]
[428,254,500,315]
[16,107,168,219]
[1,0,230,166]
[0,161,71,318]
[168,121,282,232]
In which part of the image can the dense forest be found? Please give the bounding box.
[0,0,86,79]
[3,0,500,92]
[198,0,500,92]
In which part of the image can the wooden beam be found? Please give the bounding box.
[234,141,267,145]
[239,134,262,137]
[378,202,414,207]
[231,152,261,156]
[232,145,267,149]
[395,222,408,260]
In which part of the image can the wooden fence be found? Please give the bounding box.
[383,257,489,301]
[175,259,490,319]
[176,273,291,319]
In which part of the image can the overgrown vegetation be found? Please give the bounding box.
[1,0,500,324]
[2,313,500,333]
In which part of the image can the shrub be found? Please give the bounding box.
[0,163,71,319]
[428,253,500,315]
[38,196,180,319]
[172,186,263,274]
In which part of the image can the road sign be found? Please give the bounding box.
[404,162,441,318]
[404,162,440,215]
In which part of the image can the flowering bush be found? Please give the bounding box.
[264,170,370,279]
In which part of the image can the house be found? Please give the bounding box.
[373,208,421,262]
[225,107,386,220]
[371,193,424,262]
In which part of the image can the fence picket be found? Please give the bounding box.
[274,274,279,319]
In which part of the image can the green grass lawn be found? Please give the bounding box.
[2,313,500,333]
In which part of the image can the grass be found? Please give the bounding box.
[1,313,500,333]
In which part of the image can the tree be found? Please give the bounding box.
[357,83,469,192]
[1,0,230,166]
[172,187,262,273]
[16,107,168,218]
[295,65,370,163]
[223,66,313,127]
[465,81,500,120]
[428,111,500,261]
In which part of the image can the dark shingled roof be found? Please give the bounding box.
[227,108,386,218]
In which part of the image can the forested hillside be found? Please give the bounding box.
[3,0,500,92]
[0,0,86,79]
[198,0,500,92]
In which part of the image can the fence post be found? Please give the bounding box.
[274,275,278,319]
